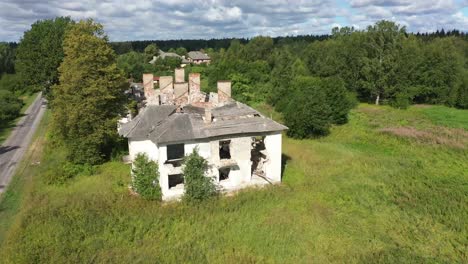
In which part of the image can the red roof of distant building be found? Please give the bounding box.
[153,76,160,81]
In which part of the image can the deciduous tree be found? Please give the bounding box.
[51,19,126,164]
[15,17,73,95]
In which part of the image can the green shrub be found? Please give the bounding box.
[0,90,23,123]
[132,153,161,201]
[43,162,95,185]
[284,76,355,138]
[284,77,332,137]
[183,148,217,203]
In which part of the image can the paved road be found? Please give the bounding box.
[0,93,46,194]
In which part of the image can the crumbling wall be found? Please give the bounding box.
[229,136,252,184]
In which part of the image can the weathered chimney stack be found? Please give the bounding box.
[143,73,158,105]
[189,73,200,93]
[175,68,185,83]
[217,81,231,104]
[174,82,189,106]
[159,76,174,105]
[188,73,201,103]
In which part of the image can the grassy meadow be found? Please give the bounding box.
[0,104,466,263]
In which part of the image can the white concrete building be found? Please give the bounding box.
[119,69,287,200]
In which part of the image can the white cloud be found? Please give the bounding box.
[0,0,466,42]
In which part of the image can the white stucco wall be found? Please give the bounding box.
[127,132,283,201]
[185,141,211,159]
[128,139,159,161]
[228,136,252,185]
[264,133,282,183]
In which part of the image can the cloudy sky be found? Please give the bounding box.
[1,0,467,42]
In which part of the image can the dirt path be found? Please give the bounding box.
[0,93,46,194]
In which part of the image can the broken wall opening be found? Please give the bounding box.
[166,144,184,166]
[219,140,231,159]
[168,174,184,189]
[251,136,267,176]
[219,168,231,181]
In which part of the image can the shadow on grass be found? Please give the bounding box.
[281,153,291,180]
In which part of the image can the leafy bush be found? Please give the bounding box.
[43,162,95,185]
[132,153,161,201]
[0,90,23,123]
[183,148,217,203]
[284,76,355,138]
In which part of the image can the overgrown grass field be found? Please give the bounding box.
[0,104,466,263]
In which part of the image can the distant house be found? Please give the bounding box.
[149,50,189,64]
[187,51,211,64]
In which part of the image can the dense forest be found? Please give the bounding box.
[115,21,468,137]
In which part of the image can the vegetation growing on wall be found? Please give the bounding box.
[132,153,162,201]
[183,149,218,203]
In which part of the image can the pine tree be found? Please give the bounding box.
[51,19,126,164]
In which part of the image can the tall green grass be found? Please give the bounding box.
[415,105,468,129]
[0,104,466,263]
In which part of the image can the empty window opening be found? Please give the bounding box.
[219,140,231,159]
[168,174,184,189]
[219,168,231,181]
[167,144,184,161]
[251,137,267,176]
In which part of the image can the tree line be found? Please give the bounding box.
[201,21,467,137]
[2,17,467,165]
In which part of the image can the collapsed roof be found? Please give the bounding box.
[119,102,287,144]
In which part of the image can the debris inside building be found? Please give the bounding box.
[119,68,287,200]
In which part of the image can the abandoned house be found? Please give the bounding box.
[118,68,287,200]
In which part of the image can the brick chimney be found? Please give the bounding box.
[188,73,201,104]
[217,81,231,104]
[159,76,174,105]
[189,73,200,93]
[143,73,157,105]
[174,82,189,106]
[175,68,185,83]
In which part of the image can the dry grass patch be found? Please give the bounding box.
[379,126,468,149]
